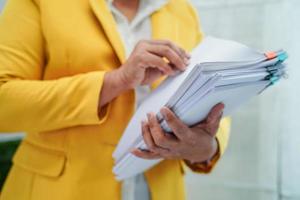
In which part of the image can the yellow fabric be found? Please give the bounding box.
[0,0,230,200]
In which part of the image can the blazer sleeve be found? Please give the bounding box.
[183,2,232,173]
[0,0,110,133]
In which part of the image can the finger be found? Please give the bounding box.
[131,148,163,160]
[211,112,224,136]
[196,105,224,137]
[141,120,168,153]
[196,117,222,138]
[132,146,179,160]
[160,107,190,141]
[144,53,175,75]
[147,113,178,149]
[149,40,190,63]
[150,40,191,60]
[209,114,223,137]
[205,103,225,125]
[142,68,163,84]
[147,44,187,71]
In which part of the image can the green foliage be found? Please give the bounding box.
[0,139,21,191]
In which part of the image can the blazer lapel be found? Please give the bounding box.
[90,0,177,89]
[151,7,179,43]
[89,0,126,64]
[150,6,179,90]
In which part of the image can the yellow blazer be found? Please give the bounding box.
[0,0,230,199]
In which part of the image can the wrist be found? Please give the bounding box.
[114,67,135,90]
[106,69,132,92]
[99,70,132,108]
[184,138,220,173]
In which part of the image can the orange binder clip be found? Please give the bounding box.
[265,51,277,60]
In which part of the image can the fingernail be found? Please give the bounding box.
[219,102,225,108]
[130,148,136,153]
[184,58,189,65]
[150,112,156,120]
[186,60,191,65]
[147,113,151,120]
[184,51,191,58]
[219,110,224,117]
[221,104,225,114]
[160,107,166,114]
[160,108,169,120]
[138,147,149,152]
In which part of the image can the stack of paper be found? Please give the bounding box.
[113,36,288,180]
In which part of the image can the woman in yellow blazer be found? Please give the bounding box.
[0,0,230,199]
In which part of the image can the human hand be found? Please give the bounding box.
[116,40,190,89]
[132,103,224,164]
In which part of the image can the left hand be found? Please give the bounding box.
[132,103,224,163]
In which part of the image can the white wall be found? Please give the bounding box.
[0,0,4,11]
[187,0,300,200]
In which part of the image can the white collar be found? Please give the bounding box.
[107,0,169,15]
[107,0,169,27]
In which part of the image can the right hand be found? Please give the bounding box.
[117,40,190,89]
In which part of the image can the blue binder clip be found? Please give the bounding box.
[266,67,278,74]
[270,76,280,85]
[277,52,288,63]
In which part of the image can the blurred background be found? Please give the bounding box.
[0,0,299,200]
[187,0,300,200]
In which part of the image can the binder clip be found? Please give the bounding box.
[270,76,280,85]
[265,51,277,60]
[266,66,278,74]
[277,52,288,63]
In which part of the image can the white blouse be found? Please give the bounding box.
[107,0,169,199]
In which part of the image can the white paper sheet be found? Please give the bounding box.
[112,36,287,180]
